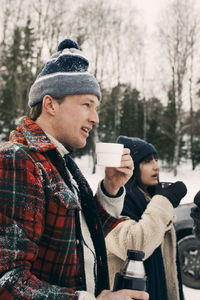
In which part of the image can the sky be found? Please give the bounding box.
[129,0,169,101]
[133,0,166,32]
[124,0,200,109]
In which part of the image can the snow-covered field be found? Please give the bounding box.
[77,155,200,203]
[75,155,200,299]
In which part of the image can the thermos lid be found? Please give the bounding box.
[127,249,145,261]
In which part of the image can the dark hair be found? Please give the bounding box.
[28,102,43,121]
[28,96,66,121]
[129,153,159,196]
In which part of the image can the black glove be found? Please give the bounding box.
[155,181,187,208]
[191,206,200,239]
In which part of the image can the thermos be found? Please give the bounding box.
[113,249,147,291]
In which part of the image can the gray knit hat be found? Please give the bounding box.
[117,136,157,165]
[28,39,101,107]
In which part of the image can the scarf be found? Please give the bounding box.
[122,184,168,300]
[63,153,109,296]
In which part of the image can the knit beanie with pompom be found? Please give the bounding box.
[28,38,101,107]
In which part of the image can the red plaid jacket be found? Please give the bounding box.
[0,116,124,299]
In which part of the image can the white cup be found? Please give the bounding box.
[96,142,124,167]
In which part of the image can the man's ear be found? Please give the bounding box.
[42,95,58,116]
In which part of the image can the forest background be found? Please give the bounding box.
[1,0,200,176]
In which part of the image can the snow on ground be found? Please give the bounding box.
[184,285,200,300]
[75,155,200,299]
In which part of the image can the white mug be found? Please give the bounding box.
[96,142,124,167]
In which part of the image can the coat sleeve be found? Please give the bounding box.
[0,148,89,300]
[105,195,176,288]
[96,181,125,217]
[105,195,175,260]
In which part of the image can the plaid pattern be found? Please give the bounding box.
[94,196,128,236]
[0,116,124,299]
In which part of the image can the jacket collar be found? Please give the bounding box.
[45,132,68,157]
[9,116,58,153]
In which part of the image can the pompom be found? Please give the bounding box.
[57,39,80,51]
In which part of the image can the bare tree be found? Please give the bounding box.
[0,0,26,48]
[0,0,70,74]
[158,0,199,175]
[187,16,200,169]
[0,0,144,168]
[70,0,143,172]
[29,0,70,75]
[70,0,116,172]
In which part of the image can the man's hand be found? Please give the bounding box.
[103,148,134,195]
[97,289,149,300]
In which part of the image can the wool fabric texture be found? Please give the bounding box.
[28,38,101,107]
[191,206,200,238]
[63,153,110,296]
[0,116,126,299]
[191,190,200,238]
[121,184,184,300]
[122,185,168,300]
[194,190,200,207]
[117,136,157,165]
[155,181,187,208]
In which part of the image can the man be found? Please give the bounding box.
[0,38,149,300]
[191,190,200,239]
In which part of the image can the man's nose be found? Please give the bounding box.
[90,109,99,125]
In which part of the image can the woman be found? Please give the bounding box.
[105,136,186,300]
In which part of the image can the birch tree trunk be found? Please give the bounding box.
[158,0,199,175]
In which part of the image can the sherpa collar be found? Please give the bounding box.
[45,132,68,157]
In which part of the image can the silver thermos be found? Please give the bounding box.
[113,249,147,291]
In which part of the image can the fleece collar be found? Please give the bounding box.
[45,132,68,157]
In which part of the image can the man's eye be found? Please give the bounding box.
[84,103,90,107]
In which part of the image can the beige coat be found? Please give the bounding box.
[105,194,181,300]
